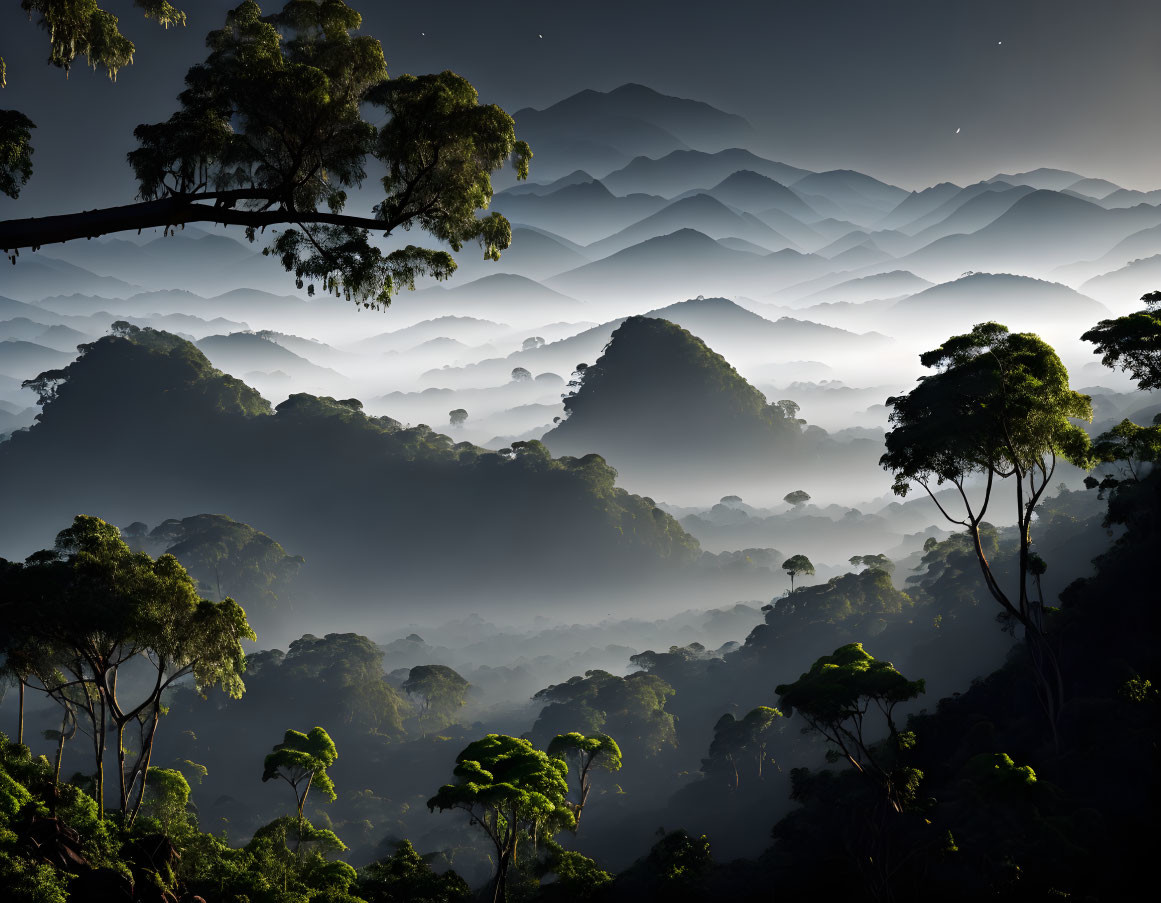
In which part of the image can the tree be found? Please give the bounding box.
[261,726,338,827]
[428,734,574,903]
[776,643,924,812]
[358,840,470,903]
[849,554,895,575]
[702,706,783,790]
[880,322,1091,742]
[1081,290,1161,390]
[782,554,815,592]
[2,2,189,199]
[448,408,468,427]
[776,399,802,420]
[783,490,811,507]
[511,366,532,382]
[546,732,622,829]
[522,337,545,351]
[531,670,677,760]
[1,1,531,308]
[1084,416,1161,498]
[402,664,470,733]
[2,515,254,821]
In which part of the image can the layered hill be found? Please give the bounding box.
[0,325,699,601]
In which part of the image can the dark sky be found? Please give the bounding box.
[1,0,1158,218]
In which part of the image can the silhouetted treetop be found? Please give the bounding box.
[2,0,531,308]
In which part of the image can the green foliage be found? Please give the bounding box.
[615,830,713,901]
[1086,417,1161,502]
[19,1,185,77]
[783,489,811,506]
[546,732,622,826]
[278,634,408,736]
[245,814,355,900]
[781,553,814,591]
[1081,290,1161,390]
[532,671,676,760]
[125,3,529,306]
[0,515,255,820]
[786,567,912,627]
[402,665,470,733]
[139,767,193,837]
[777,643,924,810]
[146,513,305,619]
[881,322,1091,740]
[429,734,573,902]
[358,840,470,903]
[849,553,895,575]
[883,322,1093,501]
[702,706,783,789]
[263,726,339,821]
[962,753,1037,796]
[533,839,612,902]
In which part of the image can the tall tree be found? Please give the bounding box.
[880,322,1091,742]
[6,515,254,821]
[546,732,622,829]
[775,643,924,812]
[428,734,574,903]
[402,664,470,733]
[702,706,783,790]
[261,725,338,827]
[781,554,815,592]
[1081,290,1161,391]
[0,0,531,308]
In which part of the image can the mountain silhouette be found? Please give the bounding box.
[542,315,806,467]
[691,170,820,221]
[602,148,811,198]
[585,193,797,257]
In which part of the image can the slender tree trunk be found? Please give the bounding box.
[116,722,129,814]
[16,681,24,746]
[95,712,106,821]
[127,709,161,826]
[53,708,71,783]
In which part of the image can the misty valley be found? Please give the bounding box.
[0,4,1159,903]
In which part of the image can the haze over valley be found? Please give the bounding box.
[0,5,1158,901]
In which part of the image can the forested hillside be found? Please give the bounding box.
[0,1,1157,901]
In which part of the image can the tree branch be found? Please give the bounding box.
[1,197,393,253]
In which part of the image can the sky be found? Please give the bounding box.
[1,0,1158,219]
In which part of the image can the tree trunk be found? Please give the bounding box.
[16,680,24,746]
[53,708,70,783]
[492,847,513,903]
[116,723,129,814]
[127,709,161,827]
[95,704,107,821]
